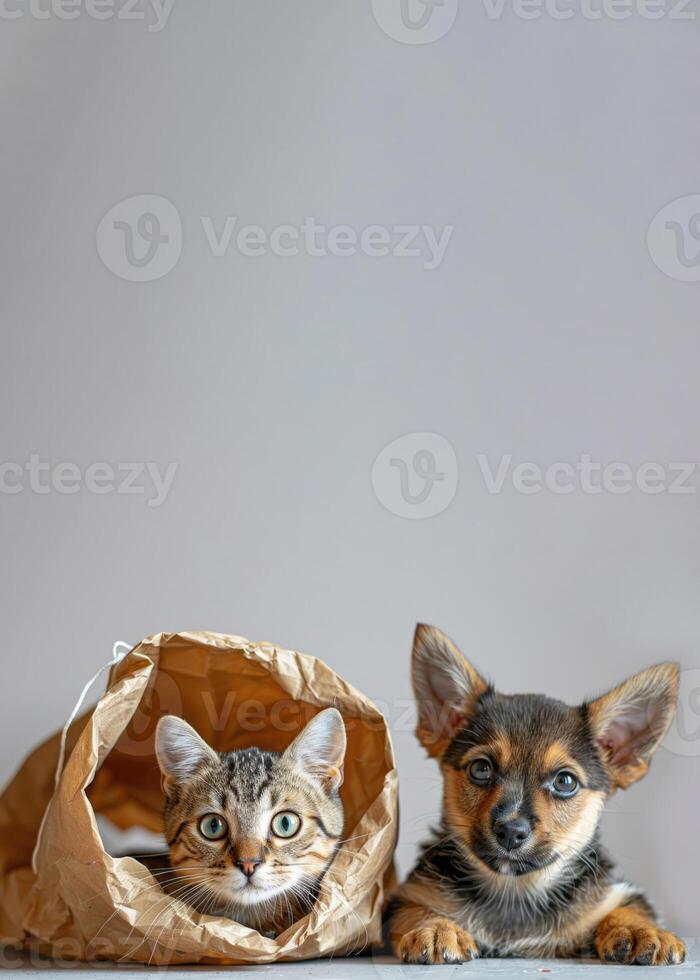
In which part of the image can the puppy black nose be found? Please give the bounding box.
[494,817,531,852]
[236,858,263,878]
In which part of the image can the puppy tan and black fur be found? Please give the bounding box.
[386,624,685,966]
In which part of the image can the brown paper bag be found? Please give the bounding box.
[0,632,398,964]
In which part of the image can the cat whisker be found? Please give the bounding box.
[89,871,216,951]
[122,880,212,962]
[335,831,374,846]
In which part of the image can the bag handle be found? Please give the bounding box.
[31,640,132,873]
[53,641,132,789]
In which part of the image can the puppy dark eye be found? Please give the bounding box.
[468,758,493,784]
[552,770,579,797]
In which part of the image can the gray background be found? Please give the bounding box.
[2,0,700,938]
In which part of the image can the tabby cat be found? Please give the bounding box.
[153,707,346,934]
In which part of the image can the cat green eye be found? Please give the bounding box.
[271,811,301,838]
[198,813,228,840]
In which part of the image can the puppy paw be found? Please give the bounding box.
[596,924,687,966]
[398,918,478,965]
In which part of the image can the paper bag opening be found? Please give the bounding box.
[0,632,398,964]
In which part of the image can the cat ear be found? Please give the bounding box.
[155,715,218,791]
[284,708,346,793]
[586,663,679,790]
[412,623,489,757]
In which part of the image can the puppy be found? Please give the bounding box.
[386,624,686,966]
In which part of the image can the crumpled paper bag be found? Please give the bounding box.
[0,632,398,964]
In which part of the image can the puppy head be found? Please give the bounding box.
[412,624,679,878]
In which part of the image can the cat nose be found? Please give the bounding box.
[236,858,263,878]
[493,817,531,852]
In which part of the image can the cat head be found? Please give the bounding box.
[155,708,346,917]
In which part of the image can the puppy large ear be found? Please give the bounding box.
[586,663,679,790]
[155,716,219,793]
[412,624,489,757]
[283,708,346,793]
